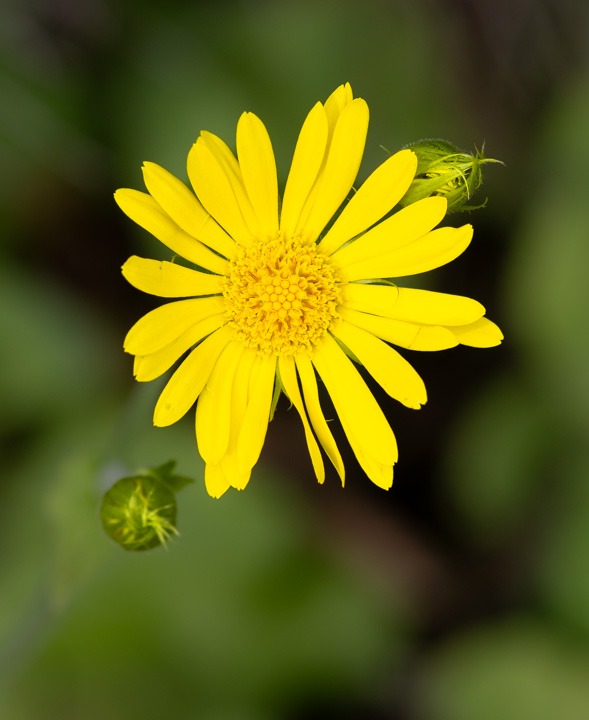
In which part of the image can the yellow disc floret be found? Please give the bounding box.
[223,233,341,355]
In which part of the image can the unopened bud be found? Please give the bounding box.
[400,140,502,213]
[100,461,193,551]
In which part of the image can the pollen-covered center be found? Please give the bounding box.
[223,233,341,355]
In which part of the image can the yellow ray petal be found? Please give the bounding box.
[341,422,394,490]
[200,131,262,239]
[308,330,395,490]
[114,189,228,275]
[200,130,260,242]
[342,224,473,281]
[186,137,255,245]
[295,98,369,243]
[295,353,345,485]
[122,256,224,298]
[152,325,233,427]
[237,353,276,473]
[311,334,397,466]
[133,314,225,381]
[219,348,257,490]
[282,85,353,236]
[221,457,252,492]
[200,131,241,175]
[124,295,225,356]
[141,162,236,259]
[195,341,244,465]
[204,463,231,499]
[451,317,504,347]
[339,306,458,351]
[332,196,447,270]
[323,83,354,140]
[331,320,427,409]
[280,102,329,235]
[318,149,418,256]
[279,355,325,483]
[236,112,279,236]
[341,283,485,325]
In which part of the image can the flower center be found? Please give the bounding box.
[223,233,341,355]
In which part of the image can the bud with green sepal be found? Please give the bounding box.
[399,139,502,213]
[100,461,194,551]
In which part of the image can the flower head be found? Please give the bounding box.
[101,475,178,551]
[100,461,193,550]
[115,83,503,498]
[399,139,502,212]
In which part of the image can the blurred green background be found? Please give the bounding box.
[2,0,589,718]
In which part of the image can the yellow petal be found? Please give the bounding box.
[236,112,279,236]
[331,319,427,409]
[279,355,325,483]
[204,463,231,499]
[195,342,244,465]
[341,283,485,325]
[295,98,369,243]
[295,353,345,485]
[297,340,390,489]
[405,327,458,351]
[186,137,255,245]
[141,162,236,259]
[311,334,397,466]
[280,102,329,235]
[318,149,418,256]
[281,83,354,236]
[323,83,354,140]
[343,430,394,490]
[152,325,233,427]
[122,256,224,298]
[221,456,252,492]
[339,306,458,351]
[133,314,225,381]
[114,189,228,275]
[220,348,257,490]
[343,224,473,281]
[332,196,447,272]
[124,295,225,356]
[200,131,242,175]
[386,224,474,278]
[199,131,262,238]
[451,317,504,347]
[236,353,276,473]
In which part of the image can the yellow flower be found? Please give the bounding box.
[115,83,503,498]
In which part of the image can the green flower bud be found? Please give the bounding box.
[100,461,193,551]
[400,139,502,213]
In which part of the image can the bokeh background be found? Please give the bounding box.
[2,0,589,718]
